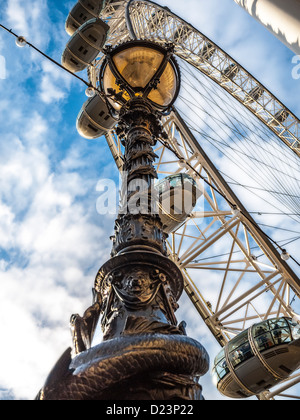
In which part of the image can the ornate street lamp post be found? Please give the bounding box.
[37,40,209,401]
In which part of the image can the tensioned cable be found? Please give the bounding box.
[179,59,300,191]
[192,235,300,264]
[157,135,300,267]
[223,179,300,199]
[173,112,300,266]
[179,93,300,210]
[253,224,300,235]
[177,63,300,221]
[196,93,300,205]
[176,99,300,213]
[173,67,300,266]
[179,57,300,172]
[178,104,300,226]
[218,171,300,225]
[250,212,300,216]
[157,110,300,268]
[178,60,300,210]
[0,23,100,92]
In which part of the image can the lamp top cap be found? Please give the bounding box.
[104,39,176,55]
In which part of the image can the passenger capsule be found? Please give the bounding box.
[212,317,300,399]
[200,42,216,61]
[246,86,264,104]
[62,17,109,73]
[65,0,105,36]
[269,109,290,127]
[221,63,240,81]
[77,93,116,139]
[156,174,202,234]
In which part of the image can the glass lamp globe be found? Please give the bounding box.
[100,41,181,112]
[16,36,27,48]
[85,86,96,97]
[281,250,290,261]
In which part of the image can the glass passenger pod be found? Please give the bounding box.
[221,63,240,82]
[200,42,216,61]
[77,93,117,139]
[62,17,109,73]
[65,0,105,36]
[155,174,201,234]
[269,109,290,127]
[212,317,300,399]
[246,86,264,104]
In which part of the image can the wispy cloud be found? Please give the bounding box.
[0,0,299,401]
[0,103,110,398]
[39,61,71,104]
[5,0,50,46]
[0,1,112,399]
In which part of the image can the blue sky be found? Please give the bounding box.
[0,0,299,400]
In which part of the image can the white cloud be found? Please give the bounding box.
[0,76,110,401]
[5,0,29,36]
[0,203,16,248]
[5,0,50,46]
[0,128,109,399]
[39,61,72,104]
[0,0,299,401]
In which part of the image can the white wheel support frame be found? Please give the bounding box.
[88,0,300,399]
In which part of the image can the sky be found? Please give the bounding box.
[0,0,299,401]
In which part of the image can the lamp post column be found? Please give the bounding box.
[96,98,183,343]
[38,42,209,402]
[91,97,208,400]
[111,99,167,257]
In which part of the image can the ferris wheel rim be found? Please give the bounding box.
[114,0,300,157]
[100,0,300,303]
[97,0,300,157]
[78,0,300,399]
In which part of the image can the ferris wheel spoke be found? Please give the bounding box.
[263,373,300,400]
[158,110,299,338]
[100,1,300,155]
[122,0,300,157]
[212,273,283,323]
[95,4,300,397]
[105,102,300,348]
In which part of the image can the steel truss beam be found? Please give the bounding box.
[106,107,300,398]
[96,0,300,399]
[98,0,300,157]
[106,107,300,345]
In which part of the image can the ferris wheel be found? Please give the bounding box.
[62,0,300,400]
